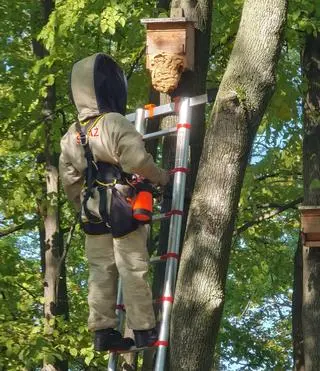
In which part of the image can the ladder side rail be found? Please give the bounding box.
[115,278,125,330]
[108,357,117,371]
[134,108,146,135]
[107,279,125,370]
[154,97,192,371]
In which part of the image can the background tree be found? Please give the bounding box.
[32,1,70,369]
[1,0,320,370]
[300,32,320,370]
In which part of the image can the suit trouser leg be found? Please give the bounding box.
[114,225,156,330]
[85,233,118,331]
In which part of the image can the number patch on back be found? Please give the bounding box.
[90,127,99,137]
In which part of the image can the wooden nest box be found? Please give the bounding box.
[141,17,195,93]
[300,206,320,247]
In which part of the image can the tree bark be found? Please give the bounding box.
[170,0,287,369]
[301,32,320,371]
[292,236,305,371]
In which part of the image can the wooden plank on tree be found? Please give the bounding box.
[141,17,189,24]
[141,17,195,71]
[147,29,186,54]
[303,241,320,248]
[302,217,320,233]
[300,207,320,234]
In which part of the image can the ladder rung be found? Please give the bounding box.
[143,127,177,141]
[110,345,157,354]
[152,210,184,222]
[150,256,166,264]
[125,93,208,123]
[189,93,208,107]
[152,213,171,222]
[126,103,175,122]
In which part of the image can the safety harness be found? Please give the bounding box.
[76,116,139,237]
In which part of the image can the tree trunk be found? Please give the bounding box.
[301,32,320,371]
[32,1,69,370]
[152,0,213,308]
[142,2,213,370]
[170,0,287,369]
[171,0,213,188]
[292,235,305,371]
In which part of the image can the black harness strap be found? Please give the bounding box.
[76,118,139,237]
[76,120,95,188]
[76,119,105,225]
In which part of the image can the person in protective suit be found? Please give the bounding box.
[59,53,169,351]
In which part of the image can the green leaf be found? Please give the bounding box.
[47,74,55,86]
[70,348,78,357]
[84,351,94,365]
[291,10,301,21]
[119,17,126,27]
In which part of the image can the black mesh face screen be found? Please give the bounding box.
[93,54,127,115]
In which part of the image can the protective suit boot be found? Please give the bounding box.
[133,328,158,348]
[94,328,134,351]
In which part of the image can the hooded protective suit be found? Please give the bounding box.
[59,53,167,332]
[60,53,168,213]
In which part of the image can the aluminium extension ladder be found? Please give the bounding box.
[108,94,208,371]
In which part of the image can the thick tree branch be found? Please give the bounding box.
[15,282,38,299]
[0,217,39,238]
[236,197,303,235]
[57,219,78,276]
[253,172,302,183]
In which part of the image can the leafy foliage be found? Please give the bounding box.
[0,0,319,369]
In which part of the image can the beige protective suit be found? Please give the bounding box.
[59,53,168,331]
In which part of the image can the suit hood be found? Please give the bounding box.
[70,53,127,121]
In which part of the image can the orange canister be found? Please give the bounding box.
[133,187,153,222]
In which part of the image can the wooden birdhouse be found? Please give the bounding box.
[141,17,195,93]
[300,206,320,247]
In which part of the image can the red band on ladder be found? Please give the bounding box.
[165,210,183,217]
[177,123,191,129]
[155,340,169,347]
[160,296,174,303]
[144,103,156,118]
[169,167,189,175]
[116,304,126,311]
[160,253,180,261]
